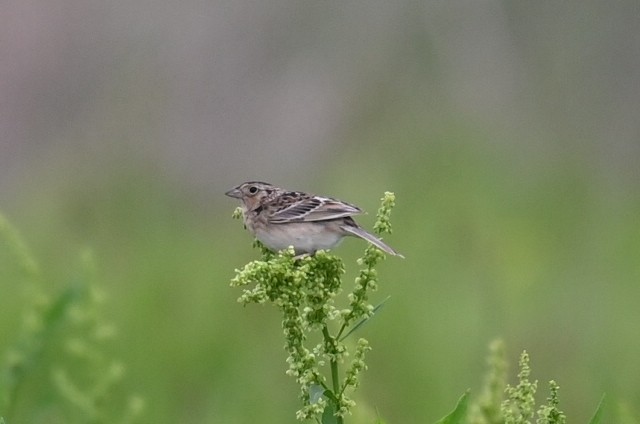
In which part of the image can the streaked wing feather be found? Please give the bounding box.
[269,197,362,223]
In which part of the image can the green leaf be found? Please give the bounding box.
[0,283,81,413]
[374,407,387,424]
[588,394,606,424]
[340,296,390,341]
[43,283,83,328]
[309,384,340,424]
[434,391,469,424]
[323,390,339,405]
[321,399,338,424]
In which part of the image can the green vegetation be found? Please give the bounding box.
[2,136,639,422]
[0,213,142,423]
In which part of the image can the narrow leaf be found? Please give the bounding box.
[340,296,390,341]
[43,283,82,328]
[322,389,339,404]
[434,391,469,424]
[588,394,606,424]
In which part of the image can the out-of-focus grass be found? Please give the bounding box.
[2,121,639,423]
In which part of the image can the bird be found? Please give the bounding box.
[225,181,403,258]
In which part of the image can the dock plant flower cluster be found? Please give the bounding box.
[230,192,398,422]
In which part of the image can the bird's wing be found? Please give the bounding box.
[268,194,363,223]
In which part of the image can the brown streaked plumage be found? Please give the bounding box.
[225,181,403,257]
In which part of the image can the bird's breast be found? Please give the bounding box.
[254,221,344,255]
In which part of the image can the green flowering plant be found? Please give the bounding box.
[536,381,566,424]
[469,340,508,424]
[502,351,538,424]
[469,344,570,424]
[0,213,144,424]
[230,192,399,423]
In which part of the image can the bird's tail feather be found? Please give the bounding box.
[341,225,404,258]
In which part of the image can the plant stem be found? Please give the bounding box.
[336,322,348,341]
[322,325,344,424]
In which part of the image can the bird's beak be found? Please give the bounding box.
[225,187,242,199]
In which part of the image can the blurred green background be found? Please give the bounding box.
[1,1,639,423]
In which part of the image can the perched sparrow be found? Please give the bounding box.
[225,181,403,257]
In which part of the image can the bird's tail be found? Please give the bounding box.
[341,225,404,258]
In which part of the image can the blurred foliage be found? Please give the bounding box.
[0,215,142,423]
[2,132,639,422]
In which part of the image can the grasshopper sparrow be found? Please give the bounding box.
[225,181,403,257]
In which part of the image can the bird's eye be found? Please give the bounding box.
[248,186,258,194]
